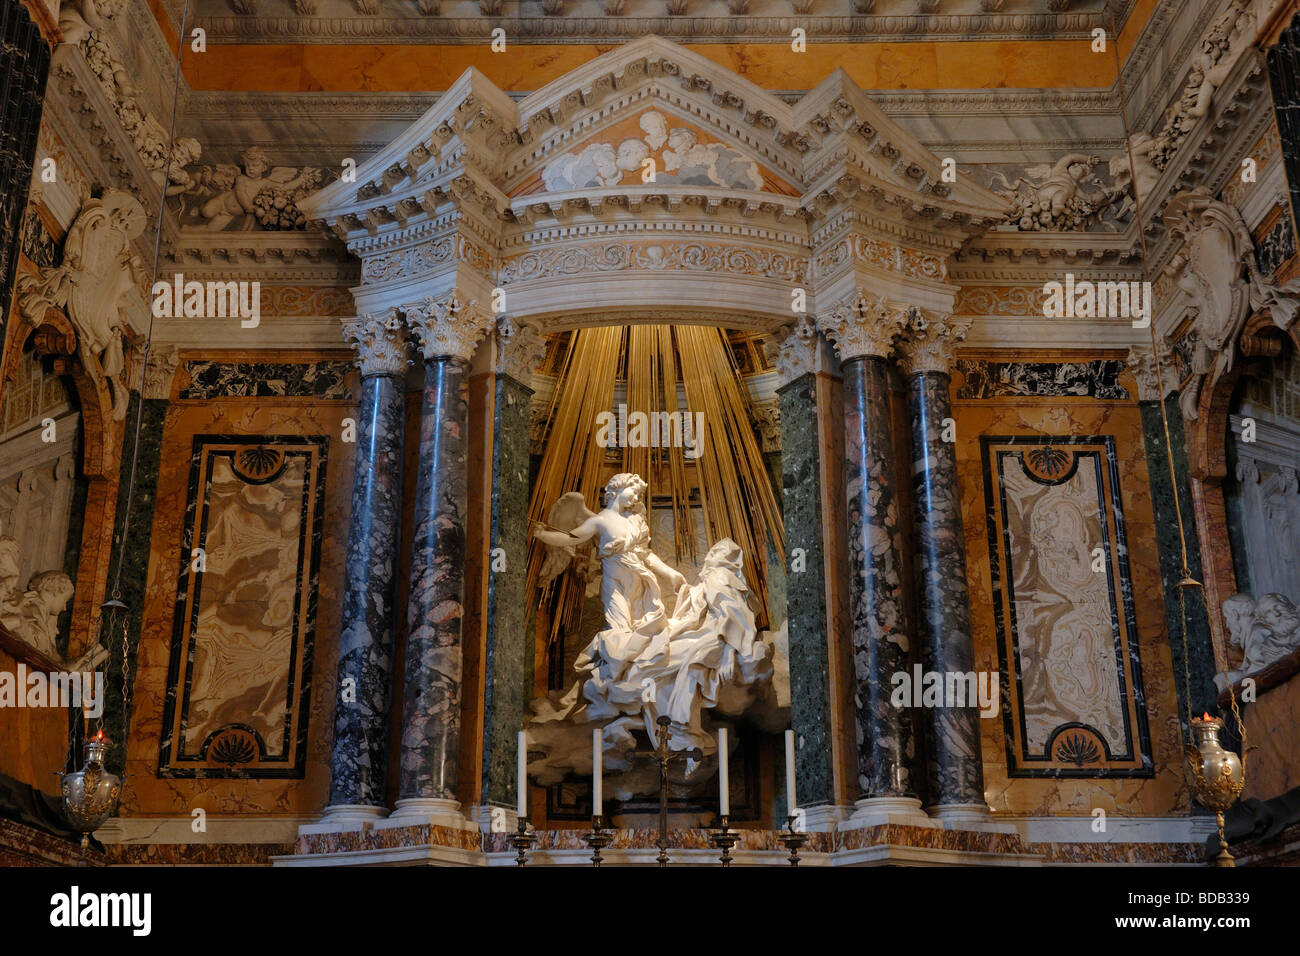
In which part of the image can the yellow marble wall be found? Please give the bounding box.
[121,364,357,819]
[954,379,1189,818]
[1242,676,1300,801]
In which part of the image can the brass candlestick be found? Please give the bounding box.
[510,818,536,866]
[780,814,808,866]
[1184,713,1245,867]
[710,815,739,866]
[583,815,612,867]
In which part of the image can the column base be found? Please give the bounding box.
[379,797,478,832]
[298,804,388,835]
[468,803,519,834]
[795,804,856,832]
[843,795,938,830]
[930,802,1017,833]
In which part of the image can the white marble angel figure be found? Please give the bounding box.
[534,473,686,722]
[530,473,772,772]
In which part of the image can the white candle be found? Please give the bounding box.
[785,729,797,816]
[592,727,603,818]
[718,727,729,817]
[517,730,527,819]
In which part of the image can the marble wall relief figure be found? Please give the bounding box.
[1214,592,1300,692]
[0,535,106,670]
[982,437,1153,777]
[16,190,148,421]
[528,473,774,794]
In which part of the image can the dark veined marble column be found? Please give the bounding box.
[479,317,544,818]
[897,309,987,820]
[820,295,927,826]
[767,317,841,822]
[390,292,490,827]
[323,312,410,823]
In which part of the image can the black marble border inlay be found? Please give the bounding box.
[954,360,1129,400]
[179,361,353,400]
[981,435,1154,779]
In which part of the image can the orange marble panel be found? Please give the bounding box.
[1242,675,1300,801]
[183,40,1118,94]
[122,394,357,818]
[0,644,71,798]
[954,395,1188,818]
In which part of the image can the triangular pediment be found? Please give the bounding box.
[302,35,1008,248]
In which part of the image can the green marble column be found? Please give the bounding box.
[480,319,543,816]
[1130,351,1217,739]
[101,348,178,776]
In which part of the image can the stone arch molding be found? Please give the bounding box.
[300,35,1010,359]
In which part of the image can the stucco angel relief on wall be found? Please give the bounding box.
[527,474,777,796]
[540,110,766,193]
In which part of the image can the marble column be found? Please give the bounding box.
[479,316,544,819]
[98,346,179,778]
[819,294,927,826]
[388,291,491,827]
[767,317,841,822]
[1127,346,1218,742]
[322,312,410,824]
[897,309,987,820]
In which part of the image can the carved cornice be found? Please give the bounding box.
[494,314,546,386]
[896,309,971,374]
[403,290,492,362]
[816,290,909,361]
[342,309,411,377]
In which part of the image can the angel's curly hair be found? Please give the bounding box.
[603,472,648,513]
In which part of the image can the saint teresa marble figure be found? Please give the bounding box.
[529,473,772,789]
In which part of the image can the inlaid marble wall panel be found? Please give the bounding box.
[158,435,328,778]
[981,436,1151,777]
[955,396,1185,818]
[123,365,356,817]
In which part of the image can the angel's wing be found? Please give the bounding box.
[538,492,597,586]
[267,166,300,183]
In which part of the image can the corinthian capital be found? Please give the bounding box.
[1125,343,1178,402]
[341,309,411,377]
[403,290,491,363]
[896,309,971,374]
[764,314,821,385]
[815,291,909,361]
[495,314,546,386]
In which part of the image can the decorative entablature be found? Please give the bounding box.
[303,36,1009,337]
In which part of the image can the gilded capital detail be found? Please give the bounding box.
[342,310,411,377]
[494,314,546,386]
[403,290,492,363]
[896,309,971,375]
[816,291,909,361]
